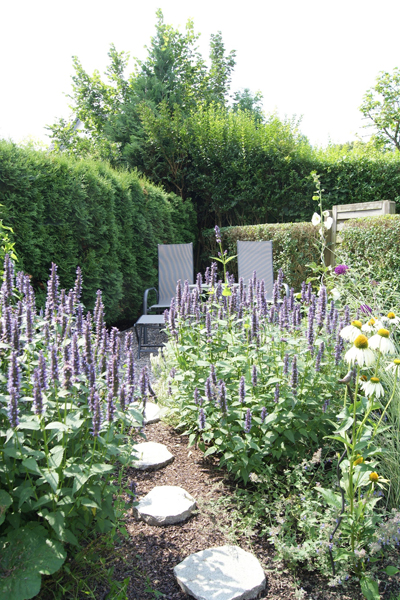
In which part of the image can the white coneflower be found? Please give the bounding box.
[368,328,396,355]
[385,357,400,373]
[382,311,400,325]
[362,317,383,333]
[345,334,375,367]
[340,320,363,342]
[361,376,385,399]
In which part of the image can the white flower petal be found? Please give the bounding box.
[322,210,330,217]
[324,216,333,230]
[311,212,321,226]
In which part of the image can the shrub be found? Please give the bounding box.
[0,257,147,599]
[0,141,197,325]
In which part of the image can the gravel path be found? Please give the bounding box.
[119,325,168,378]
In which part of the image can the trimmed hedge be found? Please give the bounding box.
[0,141,197,324]
[338,214,400,282]
[202,222,320,290]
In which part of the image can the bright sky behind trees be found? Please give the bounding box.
[2,0,399,148]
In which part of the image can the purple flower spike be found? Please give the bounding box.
[91,392,102,436]
[8,386,19,428]
[8,351,21,396]
[283,353,289,376]
[38,351,48,390]
[63,363,73,390]
[219,381,227,412]
[107,391,115,423]
[214,225,222,244]
[244,408,252,433]
[359,304,373,315]
[260,406,268,423]
[205,376,213,402]
[33,369,44,416]
[199,408,206,430]
[316,286,327,328]
[315,341,325,372]
[274,383,280,403]
[210,364,217,386]
[239,376,246,403]
[334,264,349,275]
[74,266,82,302]
[119,385,127,412]
[252,364,258,387]
[51,344,59,383]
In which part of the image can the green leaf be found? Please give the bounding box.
[316,487,342,510]
[360,576,380,600]
[283,430,295,443]
[204,446,218,457]
[0,490,12,526]
[22,458,42,476]
[45,421,69,432]
[49,447,64,469]
[0,525,66,600]
[44,511,65,541]
[384,566,399,576]
[91,463,114,474]
[41,469,59,493]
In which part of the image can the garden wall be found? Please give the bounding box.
[0,140,197,325]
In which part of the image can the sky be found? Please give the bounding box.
[1,0,399,148]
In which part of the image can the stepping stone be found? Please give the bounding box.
[134,486,196,526]
[132,441,174,471]
[143,402,162,424]
[174,545,266,600]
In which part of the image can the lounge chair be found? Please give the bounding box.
[237,240,289,300]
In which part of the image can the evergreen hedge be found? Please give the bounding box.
[0,141,197,325]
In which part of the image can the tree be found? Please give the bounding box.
[360,68,400,151]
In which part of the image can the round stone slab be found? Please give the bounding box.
[174,545,266,600]
[134,486,196,526]
[132,441,174,471]
[143,402,161,424]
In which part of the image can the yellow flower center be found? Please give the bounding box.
[354,456,364,466]
[354,334,369,349]
[351,320,362,329]
[394,359,400,365]
[378,328,390,338]
[370,377,380,383]
[360,375,368,381]
[369,472,379,482]
[368,318,376,326]
[387,312,396,319]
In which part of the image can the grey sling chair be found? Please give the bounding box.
[236,240,289,300]
[134,243,194,358]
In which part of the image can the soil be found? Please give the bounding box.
[108,420,400,600]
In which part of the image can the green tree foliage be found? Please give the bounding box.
[0,140,196,325]
[360,67,400,151]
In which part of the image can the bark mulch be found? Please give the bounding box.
[107,420,400,600]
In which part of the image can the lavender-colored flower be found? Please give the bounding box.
[25,303,33,343]
[288,287,295,312]
[251,308,259,340]
[316,286,327,328]
[196,272,203,294]
[204,266,211,285]
[199,408,206,430]
[210,262,217,287]
[11,318,20,352]
[244,408,252,433]
[283,353,289,375]
[252,364,258,387]
[301,281,306,303]
[205,310,212,342]
[269,305,276,324]
[67,290,74,315]
[334,320,345,365]
[63,342,71,366]
[38,351,48,390]
[63,363,73,390]
[8,351,21,396]
[70,332,80,379]
[279,297,288,331]
[334,264,349,275]
[48,263,59,310]
[344,305,351,327]
[194,387,202,406]
[239,376,246,403]
[291,355,298,396]
[307,304,315,355]
[306,282,312,304]
[219,381,227,412]
[274,383,280,403]
[315,341,325,372]
[260,406,268,423]
[169,306,176,332]
[76,305,83,336]
[109,327,120,358]
[272,281,279,306]
[107,355,119,398]
[214,225,222,244]
[139,366,148,399]
[33,369,44,416]
[91,392,102,436]
[126,350,135,392]
[8,386,19,428]
[94,290,104,341]
[107,391,115,423]
[74,266,82,302]
[210,364,217,386]
[50,344,59,383]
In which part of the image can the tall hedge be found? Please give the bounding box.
[202,222,320,290]
[0,141,197,325]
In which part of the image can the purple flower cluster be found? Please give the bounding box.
[334,264,349,275]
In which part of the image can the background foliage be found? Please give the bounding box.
[0,140,196,325]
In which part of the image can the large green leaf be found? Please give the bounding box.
[316,487,343,510]
[360,576,380,600]
[0,525,66,600]
[0,490,12,526]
